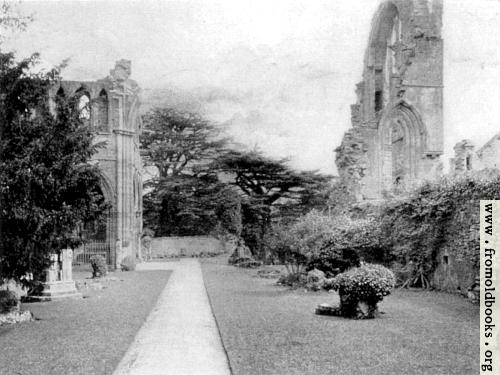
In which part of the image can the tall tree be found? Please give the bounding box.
[216,150,331,211]
[216,150,332,257]
[140,107,231,236]
[141,108,227,179]
[0,52,107,288]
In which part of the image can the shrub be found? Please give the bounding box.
[0,290,19,313]
[277,273,307,288]
[120,255,136,271]
[266,211,344,278]
[331,264,395,318]
[90,255,107,278]
[306,268,326,291]
[267,211,383,280]
[308,216,386,274]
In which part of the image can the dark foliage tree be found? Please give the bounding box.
[217,150,331,208]
[140,107,232,236]
[0,52,107,288]
[216,150,332,258]
[140,108,228,179]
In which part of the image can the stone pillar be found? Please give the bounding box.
[115,238,123,269]
[61,249,73,282]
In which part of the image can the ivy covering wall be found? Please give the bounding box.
[363,171,500,292]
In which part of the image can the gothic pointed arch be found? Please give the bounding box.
[378,101,427,191]
[73,86,91,125]
[336,0,443,199]
[56,86,66,98]
[366,1,403,114]
[95,169,116,207]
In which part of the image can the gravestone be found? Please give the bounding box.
[28,249,82,301]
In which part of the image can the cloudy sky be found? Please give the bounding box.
[5,0,500,174]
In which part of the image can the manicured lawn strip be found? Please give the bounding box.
[202,258,479,375]
[0,270,171,375]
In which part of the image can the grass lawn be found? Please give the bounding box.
[0,269,171,375]
[202,257,479,375]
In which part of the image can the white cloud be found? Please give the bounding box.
[4,0,500,174]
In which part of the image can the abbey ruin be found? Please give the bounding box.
[450,133,500,174]
[336,0,443,200]
[49,60,143,268]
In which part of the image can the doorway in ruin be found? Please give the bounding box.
[75,181,116,266]
[380,104,425,193]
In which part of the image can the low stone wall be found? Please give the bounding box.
[150,236,226,258]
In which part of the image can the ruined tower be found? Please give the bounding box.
[336,0,443,199]
[50,60,143,268]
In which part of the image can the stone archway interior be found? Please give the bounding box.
[381,106,423,192]
[390,118,410,188]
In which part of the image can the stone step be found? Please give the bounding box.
[24,291,82,302]
[41,281,79,293]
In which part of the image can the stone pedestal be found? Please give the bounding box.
[28,249,82,302]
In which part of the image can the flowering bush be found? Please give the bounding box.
[332,264,395,318]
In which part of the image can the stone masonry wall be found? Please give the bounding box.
[336,0,443,200]
[432,199,478,294]
[150,236,226,258]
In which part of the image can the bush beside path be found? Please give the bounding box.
[202,257,479,375]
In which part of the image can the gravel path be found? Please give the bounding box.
[113,259,231,375]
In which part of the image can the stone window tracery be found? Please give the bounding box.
[75,88,91,126]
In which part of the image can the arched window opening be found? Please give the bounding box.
[371,3,400,115]
[466,155,472,171]
[78,95,90,120]
[375,90,383,112]
[74,87,91,126]
[96,89,109,132]
[56,87,66,99]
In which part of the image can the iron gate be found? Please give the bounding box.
[72,241,114,266]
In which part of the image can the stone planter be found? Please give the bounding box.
[339,293,379,319]
[316,293,380,319]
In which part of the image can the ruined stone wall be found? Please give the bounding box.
[51,60,143,267]
[476,133,500,170]
[150,236,226,258]
[336,0,443,199]
[451,133,500,174]
[433,199,478,294]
